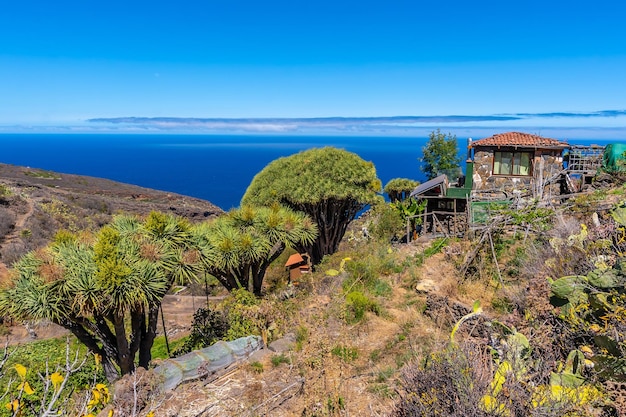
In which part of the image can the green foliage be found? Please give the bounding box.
[479,328,602,415]
[174,307,229,356]
[341,247,399,292]
[491,296,514,314]
[412,237,448,267]
[369,202,405,242]
[331,345,358,362]
[150,335,187,360]
[0,338,108,417]
[384,178,419,202]
[221,289,261,341]
[271,353,291,367]
[497,201,555,231]
[0,211,199,381]
[0,184,12,197]
[549,263,626,381]
[249,361,264,374]
[420,129,462,180]
[1,338,105,391]
[295,325,309,350]
[344,291,380,323]
[390,198,427,234]
[195,204,317,295]
[395,327,603,417]
[242,147,382,264]
[23,169,60,179]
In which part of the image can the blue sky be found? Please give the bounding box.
[1,0,626,138]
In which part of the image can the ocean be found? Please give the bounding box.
[0,134,618,210]
[0,134,437,210]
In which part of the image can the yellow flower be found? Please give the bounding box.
[14,364,27,380]
[5,399,20,411]
[50,372,64,390]
[18,382,35,395]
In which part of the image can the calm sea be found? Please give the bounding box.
[0,134,440,210]
[0,134,617,210]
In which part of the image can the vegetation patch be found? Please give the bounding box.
[23,170,61,180]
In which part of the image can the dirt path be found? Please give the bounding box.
[1,196,35,245]
[0,196,37,274]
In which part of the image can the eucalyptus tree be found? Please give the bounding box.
[194,205,317,295]
[242,147,381,264]
[0,212,200,381]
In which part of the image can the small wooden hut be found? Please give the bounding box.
[285,253,310,282]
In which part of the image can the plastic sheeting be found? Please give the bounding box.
[155,335,263,391]
[603,143,626,172]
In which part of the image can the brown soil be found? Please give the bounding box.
[3,295,224,346]
[144,240,466,417]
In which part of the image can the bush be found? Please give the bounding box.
[369,203,405,242]
[271,354,291,367]
[331,345,358,362]
[174,307,229,356]
[393,344,493,417]
[345,291,380,323]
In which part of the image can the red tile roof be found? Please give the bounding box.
[285,253,305,267]
[469,132,569,149]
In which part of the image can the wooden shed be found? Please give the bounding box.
[285,253,310,282]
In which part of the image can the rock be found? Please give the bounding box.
[415,279,438,294]
[268,333,296,353]
[248,348,272,363]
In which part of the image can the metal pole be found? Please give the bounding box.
[160,303,171,357]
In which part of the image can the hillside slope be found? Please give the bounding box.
[0,163,223,267]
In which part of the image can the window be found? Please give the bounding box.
[493,151,532,176]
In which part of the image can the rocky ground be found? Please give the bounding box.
[0,163,223,267]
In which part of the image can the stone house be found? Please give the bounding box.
[468,132,569,200]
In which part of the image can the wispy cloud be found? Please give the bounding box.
[88,114,522,132]
[513,110,626,118]
[87,111,626,136]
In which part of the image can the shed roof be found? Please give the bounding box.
[285,253,305,267]
[410,174,447,198]
[469,132,569,149]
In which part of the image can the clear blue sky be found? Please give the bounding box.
[1,0,625,137]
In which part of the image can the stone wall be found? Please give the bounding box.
[472,148,564,200]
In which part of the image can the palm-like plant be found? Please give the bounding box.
[242,147,382,264]
[0,212,202,381]
[195,205,317,295]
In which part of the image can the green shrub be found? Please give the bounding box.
[491,296,514,314]
[173,307,229,356]
[369,202,405,242]
[413,237,448,266]
[295,325,309,350]
[250,361,264,373]
[331,345,358,362]
[0,337,107,415]
[221,289,261,341]
[345,291,380,323]
[271,354,291,367]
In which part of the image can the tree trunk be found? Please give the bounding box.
[129,306,146,364]
[56,318,120,382]
[294,198,362,265]
[138,305,160,369]
[113,313,134,376]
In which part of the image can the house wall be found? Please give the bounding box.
[472,148,564,199]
